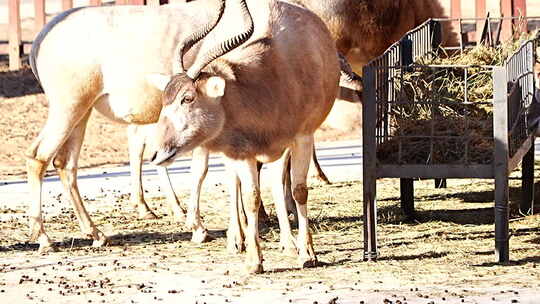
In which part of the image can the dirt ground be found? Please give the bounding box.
[0,176,539,303]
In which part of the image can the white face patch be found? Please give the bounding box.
[162,104,185,132]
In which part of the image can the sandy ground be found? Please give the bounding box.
[0,177,539,303]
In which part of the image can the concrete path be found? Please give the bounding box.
[0,140,362,212]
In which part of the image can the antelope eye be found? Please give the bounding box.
[182,94,195,104]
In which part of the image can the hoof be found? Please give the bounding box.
[37,243,57,255]
[191,228,212,243]
[28,217,43,242]
[299,257,319,268]
[281,245,298,257]
[309,175,331,185]
[245,263,264,274]
[35,233,55,254]
[91,230,109,248]
[227,230,245,254]
[92,238,108,248]
[227,242,245,254]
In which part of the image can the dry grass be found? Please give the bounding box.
[378,33,538,165]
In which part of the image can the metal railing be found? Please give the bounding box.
[362,18,538,263]
[506,40,536,157]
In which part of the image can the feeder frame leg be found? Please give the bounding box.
[521,142,534,215]
[493,66,510,263]
[400,178,415,220]
[434,178,447,189]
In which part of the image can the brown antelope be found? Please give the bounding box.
[146,0,340,272]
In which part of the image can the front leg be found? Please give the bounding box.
[226,169,245,254]
[229,158,264,274]
[185,147,210,243]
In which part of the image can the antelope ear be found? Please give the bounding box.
[204,76,226,98]
[146,74,172,91]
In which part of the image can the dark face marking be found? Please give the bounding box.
[163,73,197,106]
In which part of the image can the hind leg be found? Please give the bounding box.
[157,166,187,221]
[309,148,330,185]
[26,102,94,253]
[292,135,318,268]
[53,110,107,247]
[26,157,55,254]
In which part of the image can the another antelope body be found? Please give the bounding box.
[27,2,217,251]
[27,0,339,272]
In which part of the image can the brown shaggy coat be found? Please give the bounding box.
[289,0,455,70]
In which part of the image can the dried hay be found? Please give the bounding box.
[378,32,537,164]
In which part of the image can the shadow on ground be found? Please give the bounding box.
[0,56,43,98]
[0,229,227,253]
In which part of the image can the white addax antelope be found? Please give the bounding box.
[146,0,339,272]
[27,0,247,251]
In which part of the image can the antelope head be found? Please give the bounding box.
[149,0,254,166]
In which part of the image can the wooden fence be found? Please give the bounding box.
[450,0,528,43]
[5,0,532,71]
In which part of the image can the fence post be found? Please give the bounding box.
[500,0,513,41]
[513,0,527,33]
[450,0,461,30]
[493,66,510,263]
[62,0,73,10]
[476,0,487,42]
[8,0,22,71]
[34,0,46,36]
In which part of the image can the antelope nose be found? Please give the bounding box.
[150,151,158,163]
[150,147,178,166]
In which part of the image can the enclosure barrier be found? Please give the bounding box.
[7,0,180,70]
[362,19,537,263]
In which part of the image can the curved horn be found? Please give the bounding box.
[186,0,254,80]
[177,0,226,73]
